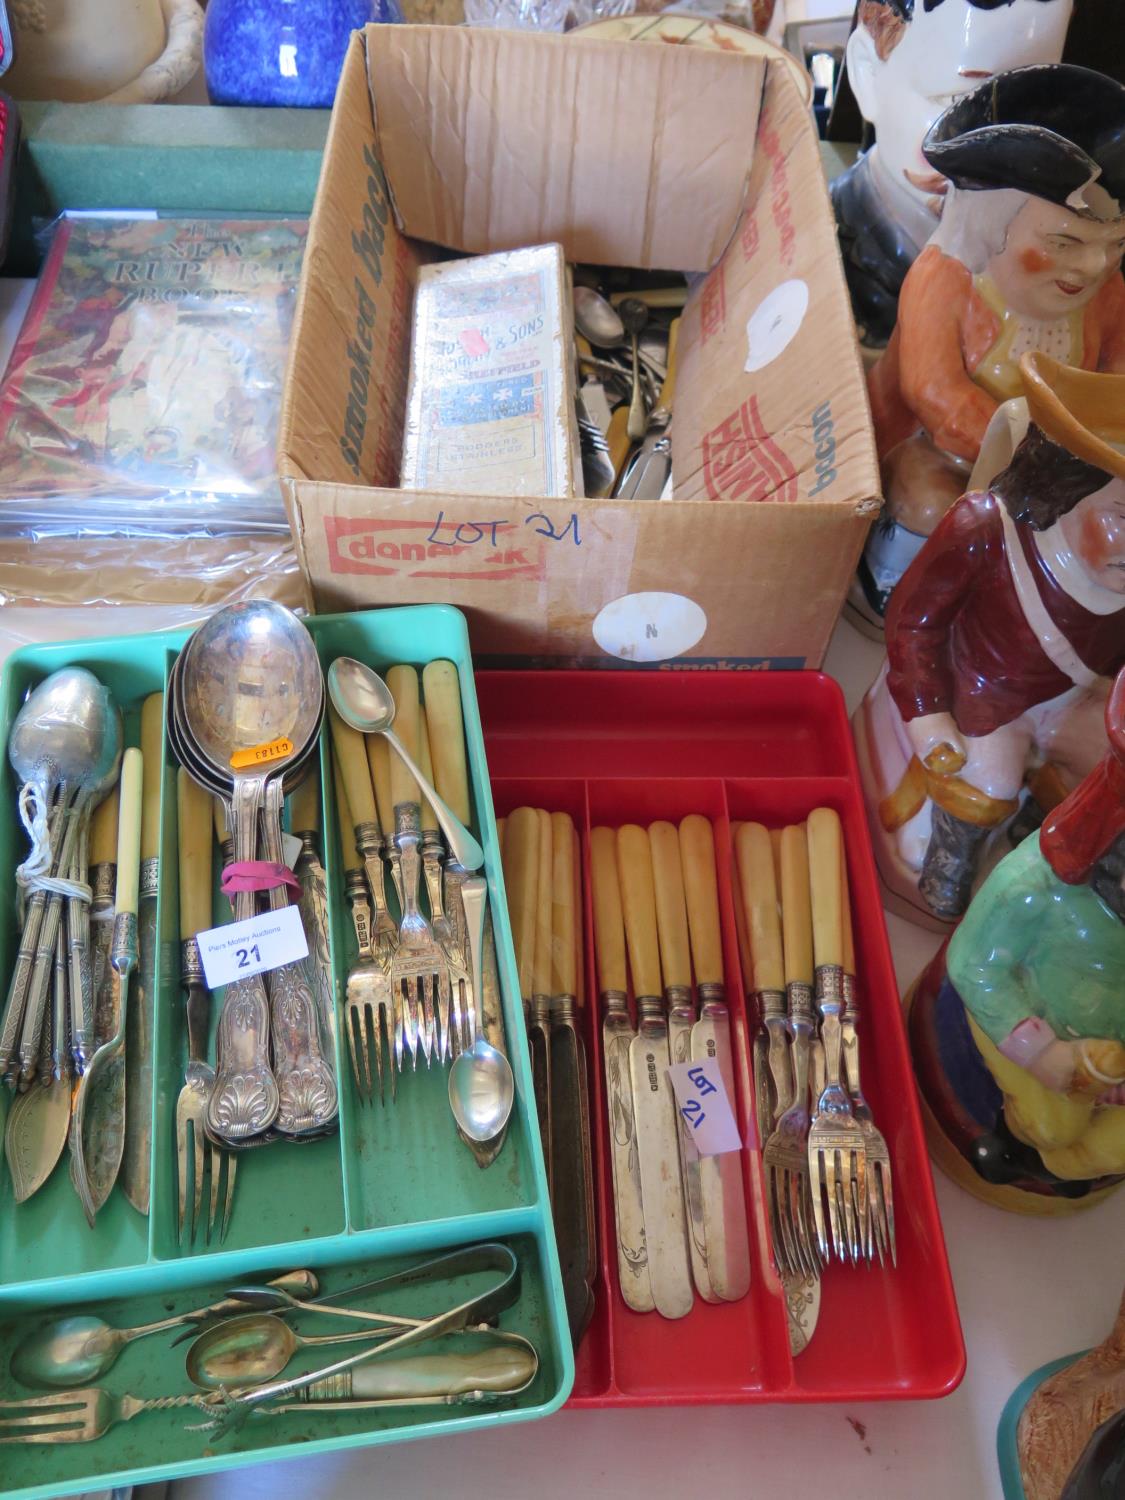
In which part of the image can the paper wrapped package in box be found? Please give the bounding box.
[401,244,581,498]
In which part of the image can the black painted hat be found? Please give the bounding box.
[922,64,1125,217]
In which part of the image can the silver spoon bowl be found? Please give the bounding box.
[448,877,514,1143]
[327,658,484,871]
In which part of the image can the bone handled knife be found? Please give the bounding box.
[736,823,791,1122]
[618,823,692,1321]
[591,825,652,1314]
[548,811,595,1345]
[649,819,715,1304]
[122,692,162,1216]
[680,815,751,1305]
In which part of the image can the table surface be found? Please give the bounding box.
[169,616,1125,1500]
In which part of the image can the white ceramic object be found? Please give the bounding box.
[7,0,202,103]
[846,0,1073,246]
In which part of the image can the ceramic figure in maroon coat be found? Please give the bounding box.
[855,349,1125,926]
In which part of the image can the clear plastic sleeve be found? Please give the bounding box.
[0,212,307,536]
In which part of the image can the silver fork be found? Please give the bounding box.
[842,970,894,1265]
[763,970,819,1280]
[389,803,449,1070]
[0,1387,209,1443]
[176,939,236,1243]
[808,960,867,1265]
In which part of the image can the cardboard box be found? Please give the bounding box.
[278,25,880,669]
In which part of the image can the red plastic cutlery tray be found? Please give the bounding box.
[476,669,965,1407]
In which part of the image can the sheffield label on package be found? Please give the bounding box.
[198,905,309,989]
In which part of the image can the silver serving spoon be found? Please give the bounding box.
[186,1313,391,1390]
[178,601,323,1144]
[9,1270,318,1388]
[573,285,625,349]
[328,658,484,872]
[448,877,514,1144]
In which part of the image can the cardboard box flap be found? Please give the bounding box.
[364,25,765,272]
[673,60,879,511]
[280,34,419,494]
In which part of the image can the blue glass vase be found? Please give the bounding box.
[205,0,400,108]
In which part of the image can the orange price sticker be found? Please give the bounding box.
[230,737,294,771]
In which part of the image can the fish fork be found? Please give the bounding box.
[763,824,819,1280]
[806,809,866,1266]
[176,775,235,1244]
[334,756,396,1104]
[386,666,449,1069]
[329,712,400,1090]
[839,846,895,1266]
[0,1386,210,1443]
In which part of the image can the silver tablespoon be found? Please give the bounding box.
[573,285,625,349]
[448,877,515,1144]
[327,658,484,871]
[9,1270,319,1388]
[186,1313,392,1390]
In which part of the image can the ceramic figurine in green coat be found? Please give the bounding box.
[908,668,1125,1213]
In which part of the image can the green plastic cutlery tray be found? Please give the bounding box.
[0,605,572,1500]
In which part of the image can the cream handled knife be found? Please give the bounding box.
[548,811,595,1344]
[736,823,791,1122]
[591,825,652,1315]
[650,819,715,1305]
[122,692,162,1217]
[619,824,692,1321]
[680,815,751,1305]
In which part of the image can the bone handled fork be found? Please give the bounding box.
[839,836,894,1265]
[329,703,400,1072]
[175,774,235,1244]
[386,665,449,1070]
[763,825,819,1281]
[806,808,866,1266]
[333,755,395,1105]
[422,661,477,1063]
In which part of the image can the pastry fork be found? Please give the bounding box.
[839,844,895,1265]
[0,1387,209,1443]
[176,776,236,1244]
[806,809,866,1265]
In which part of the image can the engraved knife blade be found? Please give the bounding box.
[690,1004,751,1304]
[629,1000,693,1320]
[121,861,156,1216]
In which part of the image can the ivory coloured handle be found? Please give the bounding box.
[590,826,626,996]
[736,823,784,994]
[551,811,577,998]
[780,824,812,988]
[386,665,420,809]
[115,748,144,918]
[533,809,553,997]
[332,754,362,873]
[90,782,120,867]
[289,768,320,837]
[571,821,584,1008]
[616,824,662,1001]
[177,768,213,941]
[648,820,691,992]
[502,806,539,1001]
[328,703,378,828]
[679,814,723,988]
[422,660,471,827]
[347,1344,536,1400]
[140,692,164,863]
[807,808,843,971]
[417,706,439,834]
[840,830,855,978]
[658,317,680,412]
[366,734,393,838]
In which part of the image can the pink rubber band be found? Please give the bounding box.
[220,860,301,897]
